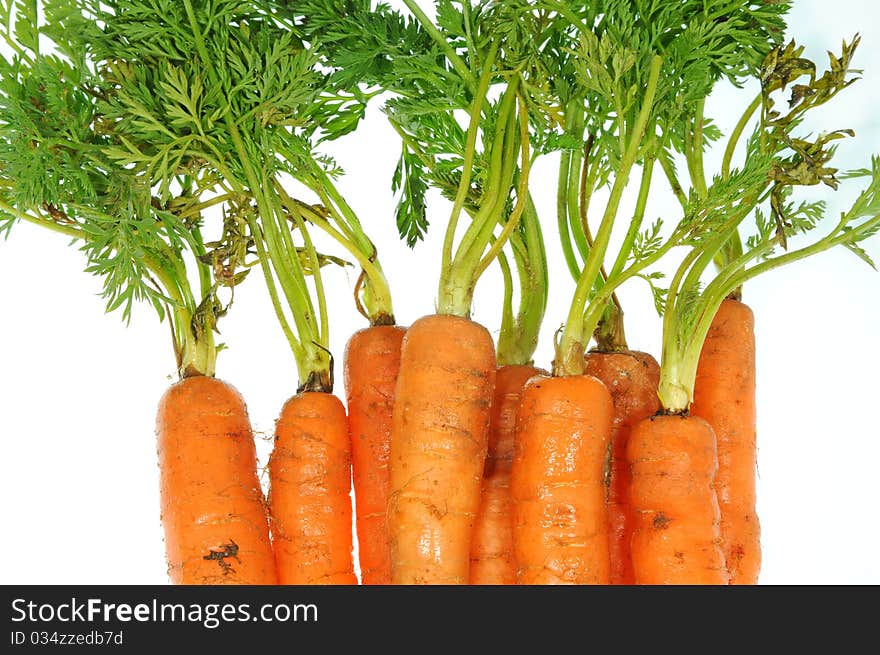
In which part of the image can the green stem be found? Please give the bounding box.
[557,129,582,280]
[496,245,517,363]
[474,92,530,278]
[0,199,82,239]
[461,0,479,73]
[245,214,304,361]
[283,197,331,380]
[566,106,589,263]
[496,192,547,366]
[188,225,213,303]
[714,93,761,283]
[608,153,655,280]
[722,93,761,180]
[454,80,518,268]
[725,213,880,297]
[183,0,326,385]
[278,189,394,326]
[686,98,709,199]
[555,55,663,376]
[294,178,394,324]
[542,0,589,35]
[659,147,688,210]
[438,43,498,308]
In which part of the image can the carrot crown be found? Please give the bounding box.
[0,0,258,379]
[496,193,548,367]
[27,0,398,392]
[657,37,880,412]
[549,0,790,376]
[305,1,560,319]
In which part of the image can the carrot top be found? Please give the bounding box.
[657,37,880,412]
[303,0,560,319]
[32,0,397,392]
[0,0,254,378]
[548,0,790,376]
[495,194,547,367]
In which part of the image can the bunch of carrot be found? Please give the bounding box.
[3,0,880,586]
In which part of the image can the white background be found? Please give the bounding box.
[1,1,879,584]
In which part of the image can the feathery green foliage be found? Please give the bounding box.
[0,0,248,376]
[548,0,790,368]
[657,36,880,411]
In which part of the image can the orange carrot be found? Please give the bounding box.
[584,350,661,585]
[343,324,406,585]
[627,414,728,584]
[510,374,614,584]
[157,375,277,585]
[268,391,357,585]
[470,364,544,585]
[691,297,760,584]
[388,314,496,584]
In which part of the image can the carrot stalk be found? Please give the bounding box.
[268,391,357,585]
[470,364,544,584]
[627,414,729,585]
[344,324,407,585]
[691,298,760,584]
[388,315,497,584]
[584,350,661,585]
[158,376,277,585]
[510,374,614,584]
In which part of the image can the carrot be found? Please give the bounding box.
[267,391,356,585]
[627,414,728,584]
[343,0,553,585]
[343,324,406,585]
[157,375,276,585]
[651,38,872,586]
[584,350,661,585]
[469,364,544,584]
[0,0,277,583]
[388,314,496,584]
[691,298,760,584]
[510,374,614,584]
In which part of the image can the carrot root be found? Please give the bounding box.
[511,374,614,585]
[628,414,729,585]
[388,314,496,585]
[692,298,760,584]
[268,391,357,585]
[470,364,544,585]
[157,376,276,585]
[344,324,406,585]
[584,350,661,585]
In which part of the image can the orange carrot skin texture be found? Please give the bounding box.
[628,414,729,585]
[157,376,277,585]
[268,392,357,585]
[470,364,544,585]
[584,350,661,585]
[510,374,614,585]
[344,325,406,585]
[691,298,760,584]
[388,314,497,585]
